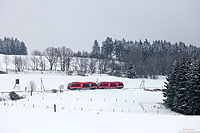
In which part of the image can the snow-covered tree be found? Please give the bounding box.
[125,63,136,78]
[186,60,200,115]
[3,55,10,73]
[90,40,100,58]
[163,58,200,115]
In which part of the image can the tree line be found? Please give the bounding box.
[1,36,200,78]
[89,37,200,78]
[0,37,28,55]
[163,58,200,115]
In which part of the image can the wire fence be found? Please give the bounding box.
[0,96,180,115]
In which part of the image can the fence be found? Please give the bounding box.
[0,96,179,115]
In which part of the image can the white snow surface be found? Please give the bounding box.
[0,73,199,133]
[0,72,166,91]
[0,108,200,133]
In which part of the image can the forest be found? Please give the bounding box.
[1,37,200,78]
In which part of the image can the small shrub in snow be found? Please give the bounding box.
[29,80,36,96]
[0,96,6,101]
[9,91,22,100]
[51,89,58,93]
[59,85,64,93]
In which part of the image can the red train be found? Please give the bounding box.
[67,81,124,90]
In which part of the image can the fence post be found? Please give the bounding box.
[54,104,56,112]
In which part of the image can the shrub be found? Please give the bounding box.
[51,89,58,93]
[9,91,22,100]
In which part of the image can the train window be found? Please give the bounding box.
[78,84,80,87]
[114,84,116,86]
[68,83,72,87]
[83,84,89,88]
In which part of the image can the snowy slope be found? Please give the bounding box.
[0,57,199,133]
[0,108,200,133]
[0,73,166,92]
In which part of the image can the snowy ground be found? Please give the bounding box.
[1,108,200,133]
[0,73,200,133]
[0,72,166,91]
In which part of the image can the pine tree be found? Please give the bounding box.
[172,58,191,114]
[186,60,200,115]
[101,37,114,59]
[91,40,100,58]
[163,58,200,115]
[163,60,181,110]
[0,37,28,55]
[125,63,136,78]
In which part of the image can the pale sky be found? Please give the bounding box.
[0,0,200,53]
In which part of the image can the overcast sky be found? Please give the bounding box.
[0,0,200,53]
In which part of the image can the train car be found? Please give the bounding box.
[67,82,97,90]
[97,81,124,89]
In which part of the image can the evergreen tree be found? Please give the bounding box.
[91,40,100,58]
[163,60,181,110]
[172,58,191,114]
[186,60,200,115]
[101,37,114,59]
[163,58,200,115]
[125,63,136,78]
[0,37,28,55]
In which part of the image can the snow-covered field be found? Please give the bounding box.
[0,73,200,133]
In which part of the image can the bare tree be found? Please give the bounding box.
[58,84,64,92]
[78,57,88,75]
[44,47,58,70]
[98,58,103,74]
[39,55,46,71]
[13,56,18,72]
[3,55,10,73]
[89,58,96,74]
[58,46,66,71]
[21,57,28,71]
[13,56,22,72]
[65,48,73,74]
[73,57,79,73]
[29,80,36,96]
[31,56,39,70]
[31,50,42,56]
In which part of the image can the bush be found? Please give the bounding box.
[51,89,58,93]
[59,85,64,93]
[0,96,6,101]
[9,91,22,100]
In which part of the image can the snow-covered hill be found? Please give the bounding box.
[0,54,199,133]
